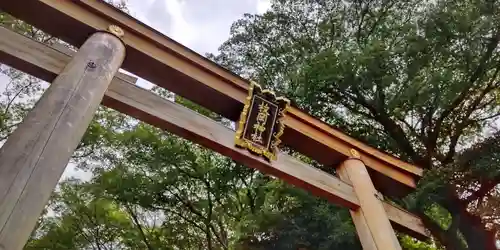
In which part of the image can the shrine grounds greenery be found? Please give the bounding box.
[1,0,499,249]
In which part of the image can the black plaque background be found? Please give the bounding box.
[242,95,279,150]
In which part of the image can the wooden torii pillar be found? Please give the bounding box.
[0,28,126,250]
[339,151,402,250]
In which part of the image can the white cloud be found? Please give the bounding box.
[164,0,196,47]
[122,0,268,100]
[127,0,264,54]
[257,0,271,14]
[60,162,92,182]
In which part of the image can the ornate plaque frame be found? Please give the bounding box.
[235,81,290,161]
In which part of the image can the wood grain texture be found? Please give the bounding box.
[0,32,125,250]
[0,26,429,240]
[338,165,378,250]
[0,0,422,198]
[339,159,402,250]
[104,74,359,209]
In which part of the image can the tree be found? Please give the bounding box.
[209,0,500,249]
[24,119,365,249]
[1,0,485,249]
[25,181,140,250]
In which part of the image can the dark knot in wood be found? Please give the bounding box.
[86,61,97,69]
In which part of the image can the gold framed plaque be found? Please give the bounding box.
[235,81,290,161]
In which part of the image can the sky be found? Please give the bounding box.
[60,0,271,180]
[115,0,271,89]
[127,0,270,54]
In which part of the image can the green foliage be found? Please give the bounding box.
[26,122,362,249]
[401,235,440,250]
[209,0,500,249]
[2,0,500,249]
[25,181,138,250]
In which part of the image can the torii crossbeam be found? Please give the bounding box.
[0,1,429,249]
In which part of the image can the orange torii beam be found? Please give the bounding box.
[0,0,430,249]
[0,25,428,241]
[0,0,422,198]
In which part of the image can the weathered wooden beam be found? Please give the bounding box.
[0,0,423,197]
[0,26,429,240]
[106,72,430,241]
[0,30,125,250]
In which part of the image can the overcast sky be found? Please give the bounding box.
[127,0,270,54]
[115,0,270,90]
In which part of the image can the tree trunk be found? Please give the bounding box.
[451,198,497,250]
[440,191,497,250]
[417,211,466,250]
[458,212,497,250]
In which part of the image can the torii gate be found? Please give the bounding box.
[0,1,429,249]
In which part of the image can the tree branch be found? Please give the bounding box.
[432,30,500,142]
[124,204,154,250]
[464,177,500,204]
[350,86,423,164]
